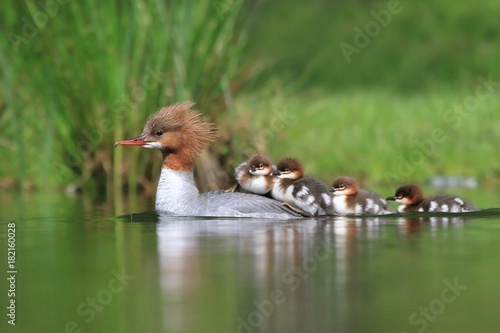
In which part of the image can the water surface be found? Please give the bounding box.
[1,192,500,333]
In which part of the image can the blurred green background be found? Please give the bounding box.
[1,0,499,208]
[2,3,499,332]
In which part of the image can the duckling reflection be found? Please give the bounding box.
[396,216,469,235]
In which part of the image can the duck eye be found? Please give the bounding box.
[258,163,263,169]
[283,168,290,173]
[155,130,163,136]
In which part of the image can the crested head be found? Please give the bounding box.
[115,101,219,171]
[330,176,359,196]
[248,154,273,176]
[274,157,304,180]
[387,184,424,205]
[142,102,219,151]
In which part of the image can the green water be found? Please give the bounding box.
[1,192,500,333]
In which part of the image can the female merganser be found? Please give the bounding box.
[233,154,275,195]
[271,158,334,216]
[386,184,477,213]
[114,102,303,219]
[330,176,394,215]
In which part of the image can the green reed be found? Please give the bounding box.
[0,0,247,207]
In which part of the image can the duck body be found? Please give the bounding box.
[156,168,301,218]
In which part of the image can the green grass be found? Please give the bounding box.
[231,86,500,189]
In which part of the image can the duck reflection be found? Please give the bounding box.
[151,213,472,333]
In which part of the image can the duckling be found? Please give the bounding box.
[330,176,395,215]
[386,184,477,213]
[229,154,275,195]
[271,158,334,216]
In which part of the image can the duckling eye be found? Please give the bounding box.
[257,163,264,169]
[337,185,345,190]
[283,168,290,173]
[155,130,164,136]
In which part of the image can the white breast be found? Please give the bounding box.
[156,168,201,214]
[242,176,272,195]
[272,182,296,203]
[333,196,351,215]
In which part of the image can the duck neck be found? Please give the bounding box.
[162,149,197,171]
